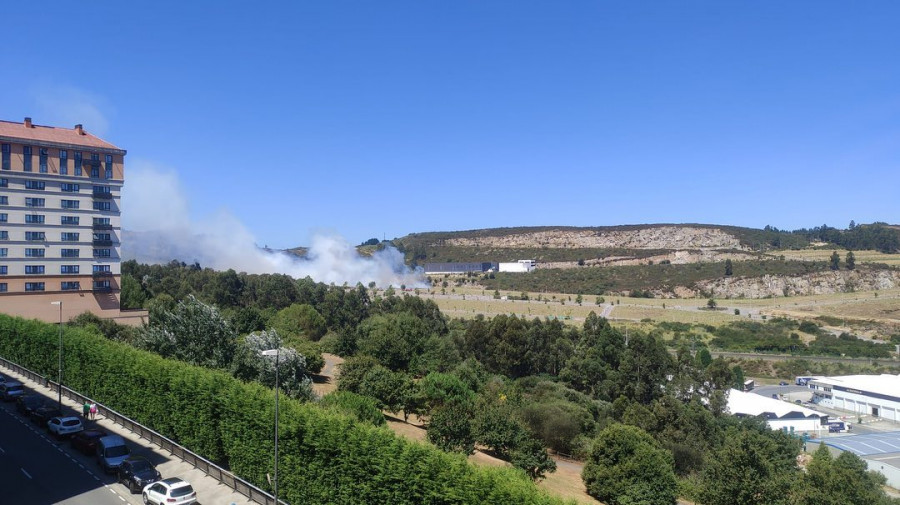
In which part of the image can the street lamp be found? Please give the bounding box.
[50,301,62,410]
[260,347,280,505]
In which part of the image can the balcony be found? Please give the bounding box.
[92,285,112,293]
[92,223,113,230]
[92,191,113,200]
[93,239,114,247]
[92,270,113,278]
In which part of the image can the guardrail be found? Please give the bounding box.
[0,356,282,505]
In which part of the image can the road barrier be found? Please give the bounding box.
[0,355,283,505]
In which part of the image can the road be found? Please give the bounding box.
[0,401,130,505]
[711,350,895,365]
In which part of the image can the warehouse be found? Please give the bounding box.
[808,374,900,421]
[498,259,536,273]
[727,388,828,433]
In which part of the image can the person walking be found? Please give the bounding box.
[89,402,97,420]
[82,401,90,418]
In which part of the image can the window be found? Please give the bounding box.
[0,266,6,274]
[105,154,113,179]
[0,231,7,240]
[59,150,68,175]
[93,233,111,241]
[93,201,111,211]
[25,249,45,258]
[61,232,80,241]
[90,153,100,178]
[93,217,110,227]
[0,283,7,293]
[61,265,80,274]
[93,248,111,258]
[25,265,45,274]
[0,213,7,223]
[25,198,45,207]
[93,264,111,273]
[61,216,79,225]
[25,180,46,190]
[26,214,45,224]
[61,249,80,257]
[25,282,45,292]
[39,148,48,173]
[23,146,32,171]
[1,144,9,170]
[93,185,111,195]
[25,231,46,241]
[0,177,6,187]
[93,280,111,290]
[61,199,79,209]
[0,248,6,257]
[61,281,81,291]
[0,196,6,205]
[74,151,82,176]
[61,183,80,192]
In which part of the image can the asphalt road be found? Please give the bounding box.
[0,400,131,505]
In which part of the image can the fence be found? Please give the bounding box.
[0,356,282,505]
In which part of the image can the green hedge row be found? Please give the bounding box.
[0,315,566,505]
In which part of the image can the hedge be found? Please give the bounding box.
[0,314,568,505]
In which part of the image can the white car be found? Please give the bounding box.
[47,416,84,438]
[142,477,197,505]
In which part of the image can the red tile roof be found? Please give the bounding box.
[0,119,123,152]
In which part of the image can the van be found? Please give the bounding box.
[0,380,25,401]
[96,435,130,473]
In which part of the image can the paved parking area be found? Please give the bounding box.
[823,431,900,456]
[1,365,257,505]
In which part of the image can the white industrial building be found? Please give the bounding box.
[808,374,900,421]
[727,388,828,433]
[498,260,536,273]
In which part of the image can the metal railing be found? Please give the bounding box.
[0,356,282,505]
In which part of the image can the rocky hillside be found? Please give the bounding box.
[443,226,747,250]
[694,269,900,299]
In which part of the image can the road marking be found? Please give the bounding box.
[21,468,32,479]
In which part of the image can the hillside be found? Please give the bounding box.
[394,224,900,299]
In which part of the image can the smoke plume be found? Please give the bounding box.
[121,162,424,288]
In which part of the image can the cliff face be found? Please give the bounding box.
[693,270,900,298]
[444,226,746,250]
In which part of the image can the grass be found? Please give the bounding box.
[773,248,900,266]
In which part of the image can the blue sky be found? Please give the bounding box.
[3,1,898,249]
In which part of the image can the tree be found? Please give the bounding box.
[724,259,733,277]
[830,250,840,271]
[575,294,583,305]
[697,425,800,505]
[230,329,313,400]
[427,397,475,454]
[707,299,718,310]
[796,443,894,505]
[510,435,557,481]
[582,424,677,505]
[138,295,237,370]
[846,251,856,271]
[120,274,148,309]
[269,303,327,341]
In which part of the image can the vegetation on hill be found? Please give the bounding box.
[477,259,831,296]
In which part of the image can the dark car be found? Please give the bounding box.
[779,381,789,386]
[16,394,45,416]
[71,429,108,455]
[31,405,63,426]
[118,457,161,493]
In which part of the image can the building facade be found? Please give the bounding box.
[498,259,536,273]
[809,374,900,422]
[424,262,497,275]
[0,118,126,323]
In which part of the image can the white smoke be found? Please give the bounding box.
[122,162,425,288]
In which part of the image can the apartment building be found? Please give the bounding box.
[0,117,126,323]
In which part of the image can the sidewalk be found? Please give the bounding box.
[2,365,254,505]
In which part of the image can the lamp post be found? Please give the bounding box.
[50,301,62,410]
[260,347,279,505]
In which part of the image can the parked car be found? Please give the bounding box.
[0,380,25,401]
[31,405,63,425]
[0,373,7,384]
[48,416,84,438]
[96,435,130,474]
[16,394,45,416]
[142,478,197,505]
[118,457,161,494]
[779,381,789,386]
[71,429,108,455]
